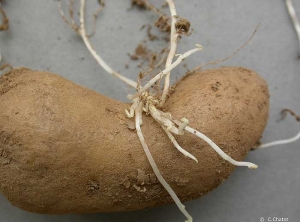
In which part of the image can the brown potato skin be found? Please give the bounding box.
[0,67,269,214]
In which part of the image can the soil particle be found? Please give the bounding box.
[137,169,148,185]
[129,44,149,60]
[133,184,147,192]
[175,18,191,34]
[131,0,147,9]
[0,6,9,31]
[87,180,100,193]
[280,108,300,122]
[0,148,11,165]
[211,81,222,92]
[147,25,158,41]
[175,177,190,187]
[155,16,171,33]
[136,169,157,185]
[121,176,131,189]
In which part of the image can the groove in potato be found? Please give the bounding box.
[0,66,269,214]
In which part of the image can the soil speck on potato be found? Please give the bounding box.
[87,180,100,193]
[121,176,131,189]
[175,177,189,187]
[133,184,146,192]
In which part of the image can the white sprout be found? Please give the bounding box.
[258,130,300,148]
[160,0,179,106]
[125,98,140,118]
[129,46,203,100]
[135,103,193,222]
[173,121,258,169]
[256,1,300,149]
[285,0,300,52]
[79,0,137,88]
[161,126,198,163]
[151,105,257,169]
[148,104,180,134]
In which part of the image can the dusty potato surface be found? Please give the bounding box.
[0,67,269,214]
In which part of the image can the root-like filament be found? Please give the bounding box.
[135,103,193,222]
[258,130,300,148]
